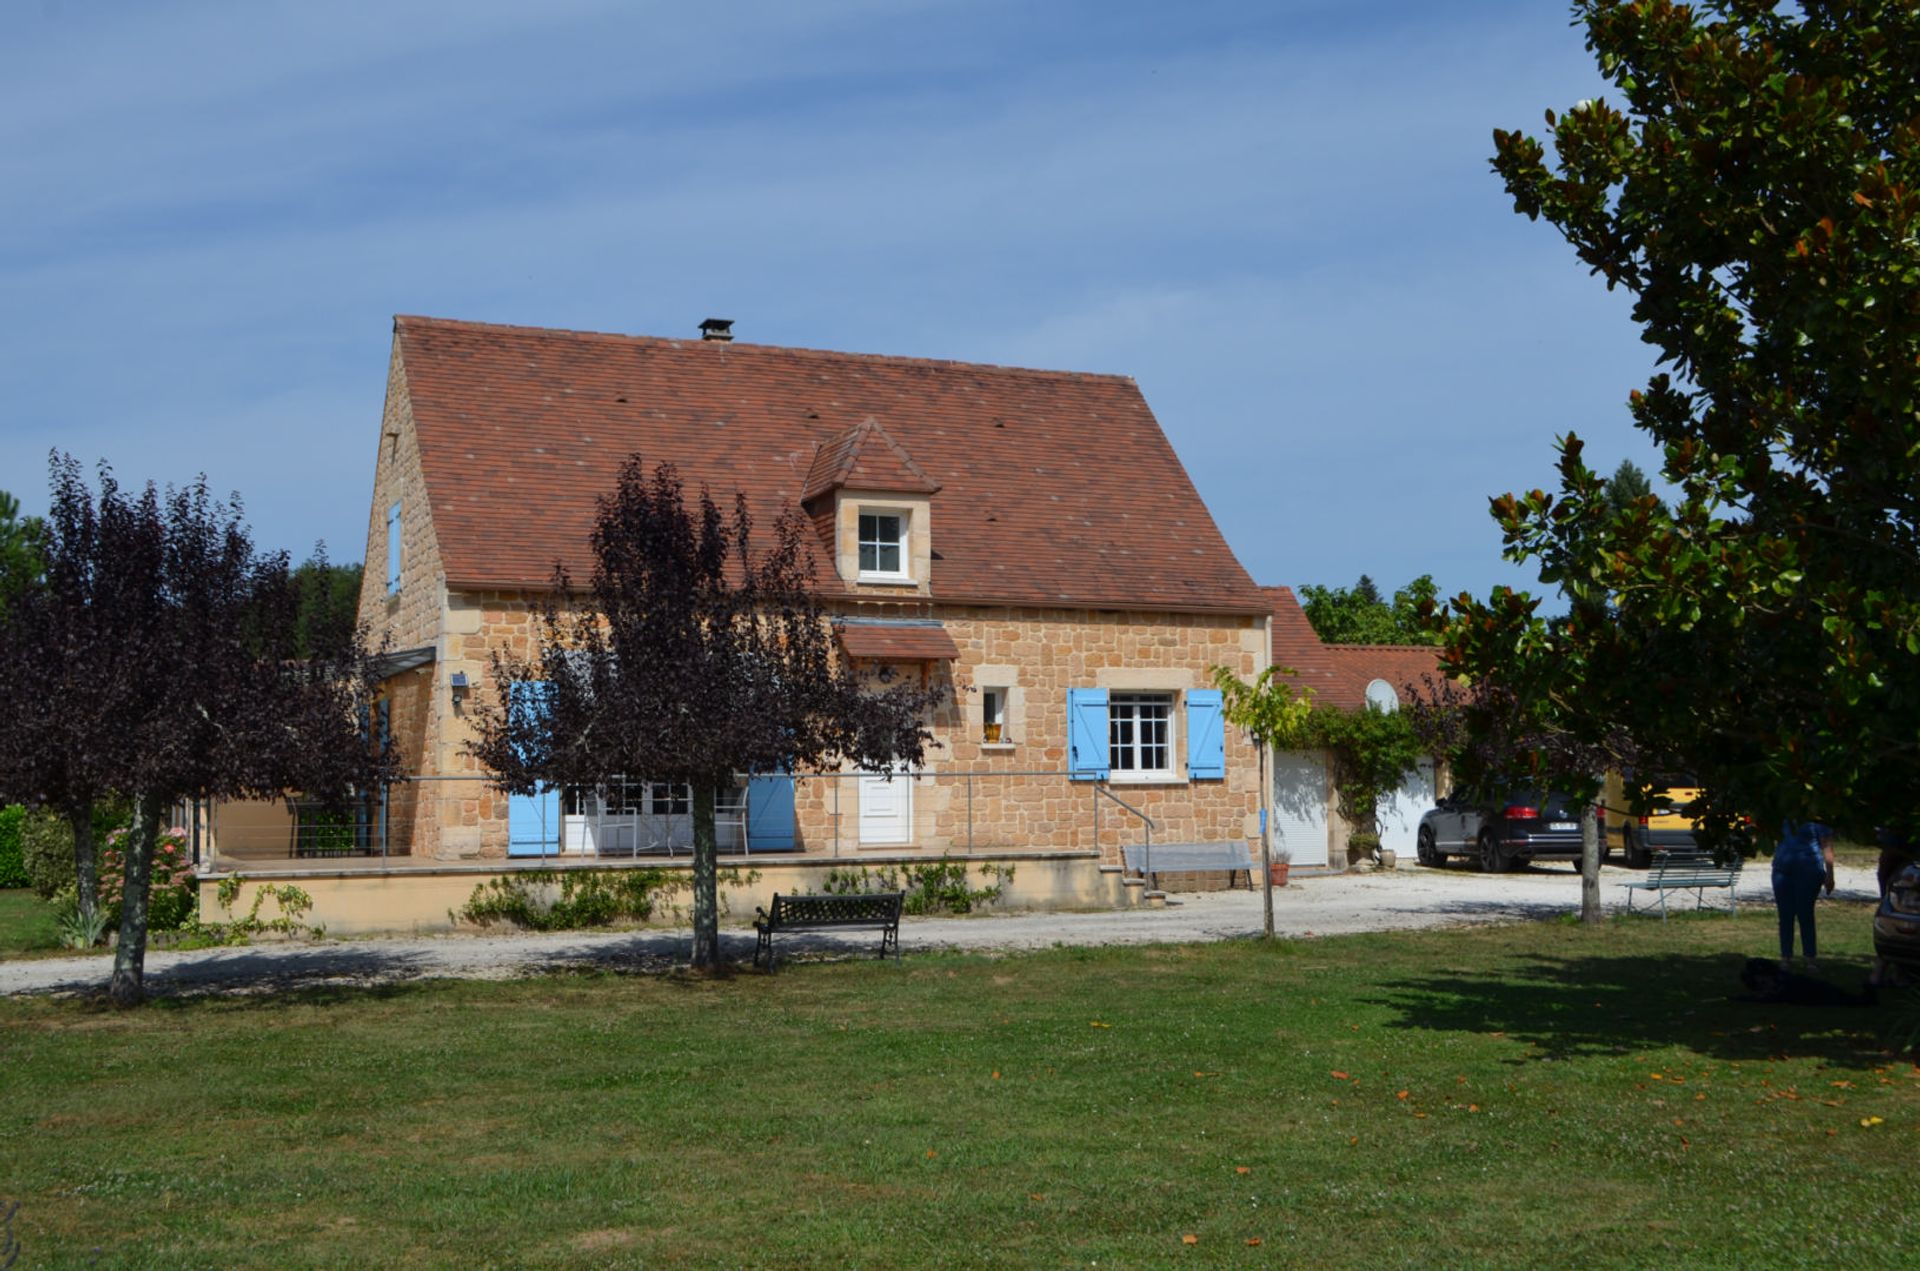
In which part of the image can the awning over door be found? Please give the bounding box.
[835,620,959,661]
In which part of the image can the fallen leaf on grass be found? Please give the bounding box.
[1396,1090,1409,1100]
[1330,1071,1350,1080]
[1246,1238,1263,1247]
[1468,1104,1480,1113]
[1193,1071,1221,1079]
[1090,1021,1112,1029]
[1235,1166,1251,1175]
[992,1071,1001,1080]
[1348,1136,1358,1146]
[1029,1193,1045,1202]
[1413,1112,1428,1120]
[1860,1117,1885,1128]
[1182,1234,1199,1246]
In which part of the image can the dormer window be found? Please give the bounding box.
[858,511,909,581]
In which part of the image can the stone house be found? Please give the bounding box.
[195,316,1280,930]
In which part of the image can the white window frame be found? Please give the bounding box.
[856,509,911,583]
[1109,691,1175,779]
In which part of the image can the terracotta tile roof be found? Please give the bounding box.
[394,316,1266,614]
[836,622,961,661]
[801,417,941,503]
[1262,586,1442,710]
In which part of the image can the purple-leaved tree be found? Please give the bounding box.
[0,455,394,1004]
[466,458,945,968]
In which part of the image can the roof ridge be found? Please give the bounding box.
[393,314,1138,385]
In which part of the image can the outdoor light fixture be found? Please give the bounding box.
[450,671,469,706]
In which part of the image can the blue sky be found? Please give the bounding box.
[0,0,1662,604]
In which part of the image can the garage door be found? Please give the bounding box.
[1271,750,1330,867]
[1377,758,1436,858]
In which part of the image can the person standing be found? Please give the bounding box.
[1773,818,1835,972]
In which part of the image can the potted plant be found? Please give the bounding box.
[983,722,1002,744]
[1268,846,1292,888]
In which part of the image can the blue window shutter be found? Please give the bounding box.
[506,681,557,856]
[386,501,403,593]
[1068,688,1110,781]
[1186,688,1226,780]
[746,774,797,851]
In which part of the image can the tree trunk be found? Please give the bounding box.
[689,782,720,968]
[108,793,163,1007]
[67,799,99,931]
[1580,802,1601,925]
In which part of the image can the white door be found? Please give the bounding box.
[1378,758,1436,858]
[1271,750,1330,867]
[858,765,913,846]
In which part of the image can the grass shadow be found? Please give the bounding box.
[1366,945,1902,1068]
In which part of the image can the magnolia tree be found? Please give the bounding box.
[1440,1,1920,845]
[467,458,946,968]
[0,456,393,1004]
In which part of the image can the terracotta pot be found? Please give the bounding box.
[1269,861,1291,887]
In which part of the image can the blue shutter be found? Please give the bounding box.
[386,501,403,593]
[1186,688,1226,780]
[1068,688,1110,781]
[506,681,557,857]
[746,774,797,852]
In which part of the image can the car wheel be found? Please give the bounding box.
[1478,832,1505,874]
[1417,825,1441,868]
[1624,828,1650,869]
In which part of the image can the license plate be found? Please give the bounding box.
[1549,821,1577,831]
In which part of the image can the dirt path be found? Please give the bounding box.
[0,863,1881,998]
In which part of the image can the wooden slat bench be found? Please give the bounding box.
[753,891,905,969]
[1121,842,1257,892]
[1623,849,1744,920]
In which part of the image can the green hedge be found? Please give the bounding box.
[0,804,27,889]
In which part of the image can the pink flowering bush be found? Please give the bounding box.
[97,826,198,931]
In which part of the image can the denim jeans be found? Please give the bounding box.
[1772,856,1825,960]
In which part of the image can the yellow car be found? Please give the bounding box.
[1601,773,1703,868]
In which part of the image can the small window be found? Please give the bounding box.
[1110,692,1172,775]
[982,688,1007,744]
[857,511,908,579]
[385,501,403,594]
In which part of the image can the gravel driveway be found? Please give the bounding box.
[1,862,1881,998]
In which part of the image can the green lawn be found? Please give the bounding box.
[0,888,61,958]
[2,907,1915,1268]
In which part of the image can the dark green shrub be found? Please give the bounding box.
[823,855,1014,915]
[21,808,74,899]
[0,804,27,889]
[456,868,684,931]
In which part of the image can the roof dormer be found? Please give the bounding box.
[802,418,939,594]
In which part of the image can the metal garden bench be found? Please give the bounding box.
[1121,842,1257,891]
[752,891,905,969]
[1623,849,1744,920]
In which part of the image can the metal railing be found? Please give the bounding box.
[1094,782,1157,879]
[194,767,1225,868]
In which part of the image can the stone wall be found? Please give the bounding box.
[411,596,1267,866]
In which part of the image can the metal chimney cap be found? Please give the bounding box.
[698,317,734,342]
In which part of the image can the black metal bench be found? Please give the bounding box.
[1120,842,1256,891]
[1624,849,1744,920]
[753,891,905,969]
